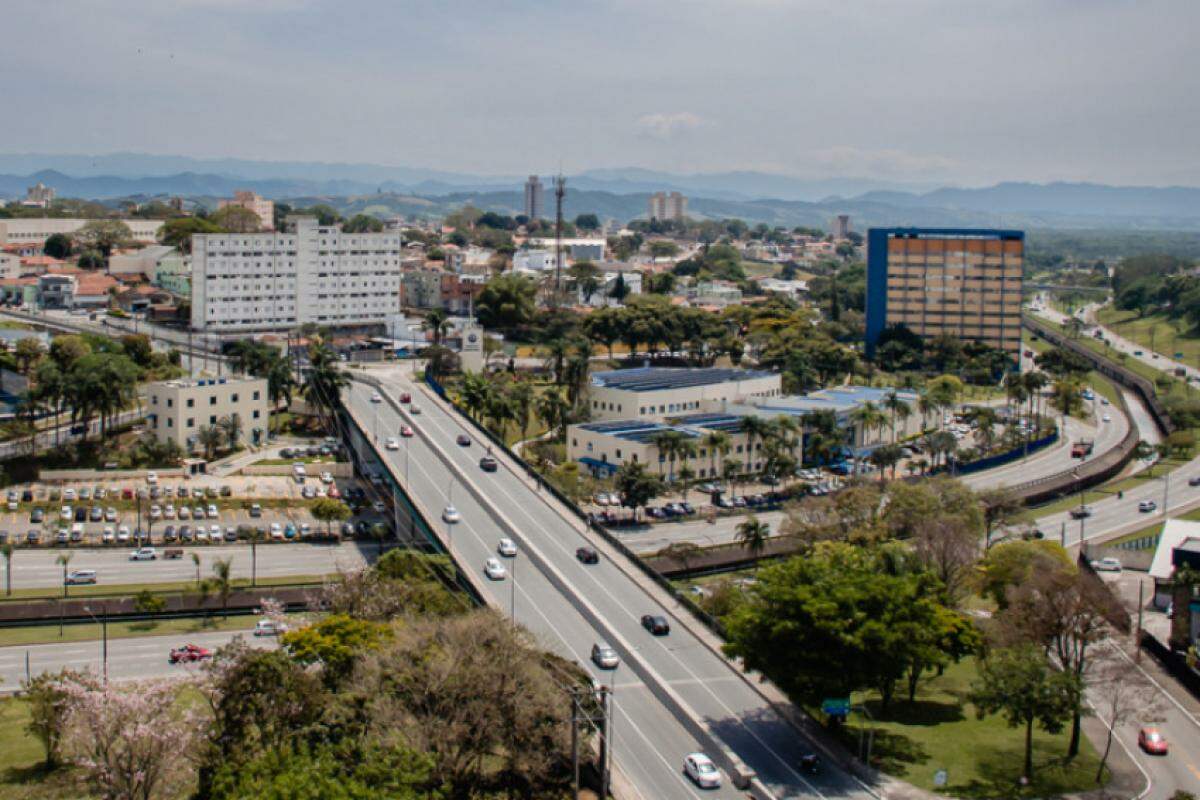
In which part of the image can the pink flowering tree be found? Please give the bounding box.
[60,677,205,800]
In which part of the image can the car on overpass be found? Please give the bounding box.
[683,753,722,788]
[442,505,461,523]
[1138,500,1157,513]
[479,455,498,472]
[385,437,399,450]
[169,643,212,664]
[456,434,471,447]
[484,558,507,580]
[641,615,670,636]
[1138,726,1168,755]
[1070,506,1093,519]
[591,643,619,669]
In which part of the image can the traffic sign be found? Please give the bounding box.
[821,698,851,716]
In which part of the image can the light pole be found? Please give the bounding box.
[510,552,517,624]
[83,604,107,684]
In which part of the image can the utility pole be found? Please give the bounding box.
[1136,580,1145,663]
[553,174,566,306]
[598,684,612,800]
[570,689,580,799]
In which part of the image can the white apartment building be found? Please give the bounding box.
[218,190,275,231]
[190,216,402,332]
[146,376,269,451]
[0,218,164,246]
[648,191,688,221]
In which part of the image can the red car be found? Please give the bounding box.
[1138,727,1168,755]
[121,487,134,500]
[169,643,213,664]
[399,392,411,403]
[400,426,414,438]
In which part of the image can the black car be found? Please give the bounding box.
[21,489,32,503]
[30,507,44,523]
[1190,476,1200,488]
[479,456,498,472]
[576,547,599,564]
[1070,506,1093,520]
[641,614,670,636]
[456,434,471,447]
[74,507,87,522]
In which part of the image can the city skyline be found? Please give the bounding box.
[2,0,1197,187]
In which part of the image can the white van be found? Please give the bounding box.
[292,463,306,484]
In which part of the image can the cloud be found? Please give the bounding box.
[635,112,704,141]
[805,146,959,178]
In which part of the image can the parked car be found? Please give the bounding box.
[641,614,670,635]
[591,643,619,669]
[249,503,262,518]
[30,507,44,523]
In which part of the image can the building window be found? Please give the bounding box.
[167,419,173,428]
[252,410,260,419]
[210,396,217,406]
[166,398,173,408]
[253,390,260,400]
[210,415,217,425]
[187,398,194,408]
[232,393,239,403]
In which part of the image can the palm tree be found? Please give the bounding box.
[211,557,233,618]
[722,458,743,499]
[57,552,73,598]
[265,354,296,425]
[535,391,571,441]
[196,425,224,460]
[702,431,731,482]
[509,381,535,443]
[542,339,572,385]
[677,464,695,504]
[191,552,202,587]
[735,516,770,573]
[0,543,12,596]
[883,390,911,444]
[650,430,686,481]
[849,401,887,449]
[917,390,936,432]
[219,414,243,451]
[458,371,490,421]
[422,309,452,347]
[738,416,771,477]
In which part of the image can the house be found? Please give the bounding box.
[115,285,172,313]
[1149,519,1200,611]
[73,272,119,309]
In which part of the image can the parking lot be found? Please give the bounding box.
[0,473,390,550]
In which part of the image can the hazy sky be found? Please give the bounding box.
[5,0,1198,186]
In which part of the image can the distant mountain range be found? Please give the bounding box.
[0,154,1198,231]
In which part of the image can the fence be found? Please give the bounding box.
[951,430,1058,476]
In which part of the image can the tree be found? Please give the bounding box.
[657,541,702,573]
[970,645,1079,782]
[24,669,88,768]
[977,539,1073,609]
[348,609,586,796]
[421,308,452,347]
[281,614,391,689]
[49,334,92,370]
[43,233,73,259]
[979,487,1023,548]
[133,589,166,614]
[883,389,912,444]
[614,461,665,517]
[301,341,349,431]
[219,413,244,450]
[120,333,153,367]
[1088,650,1164,783]
[311,498,352,539]
[75,220,132,260]
[723,542,964,709]
[342,213,384,233]
[197,424,225,460]
[56,552,73,597]
[475,274,538,332]
[159,216,222,253]
[211,557,234,617]
[61,677,200,800]
[211,205,262,233]
[735,516,770,571]
[534,390,571,441]
[13,337,45,375]
[574,213,600,231]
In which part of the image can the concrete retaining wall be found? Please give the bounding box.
[40,467,188,482]
[239,462,353,477]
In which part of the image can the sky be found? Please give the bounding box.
[4,0,1198,187]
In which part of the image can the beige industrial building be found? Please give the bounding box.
[587,367,782,422]
[0,218,164,246]
[569,384,921,478]
[146,376,269,452]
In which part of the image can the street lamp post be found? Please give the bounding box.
[83,604,108,684]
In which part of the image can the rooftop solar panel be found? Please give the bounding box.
[592,367,774,391]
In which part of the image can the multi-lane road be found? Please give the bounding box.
[0,629,271,689]
[345,370,876,800]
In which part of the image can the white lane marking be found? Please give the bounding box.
[368,379,836,798]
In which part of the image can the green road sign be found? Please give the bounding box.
[821,698,851,716]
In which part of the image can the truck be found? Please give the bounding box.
[1071,439,1095,458]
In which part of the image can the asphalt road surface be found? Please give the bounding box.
[619,511,789,555]
[347,371,877,800]
[0,629,272,689]
[4,541,371,590]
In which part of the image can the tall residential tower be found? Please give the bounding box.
[523,175,544,220]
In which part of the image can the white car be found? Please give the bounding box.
[195,527,209,543]
[206,504,219,519]
[178,506,191,520]
[270,522,284,540]
[129,546,157,561]
[370,392,382,403]
[1138,500,1157,513]
[163,504,176,519]
[497,538,517,557]
[102,527,115,544]
[149,504,162,520]
[60,505,72,521]
[442,505,461,523]
[1091,557,1123,572]
[117,525,132,543]
[683,753,722,789]
[1102,414,1111,422]
[253,618,288,637]
[484,557,507,580]
[385,437,400,450]
[64,488,77,502]
[146,472,158,485]
[372,501,387,514]
[209,524,221,540]
[320,472,334,484]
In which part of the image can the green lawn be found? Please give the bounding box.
[0,697,82,800]
[0,574,324,604]
[840,659,1107,798]
[0,614,260,648]
[1096,307,1200,370]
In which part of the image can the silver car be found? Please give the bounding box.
[591,643,619,670]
